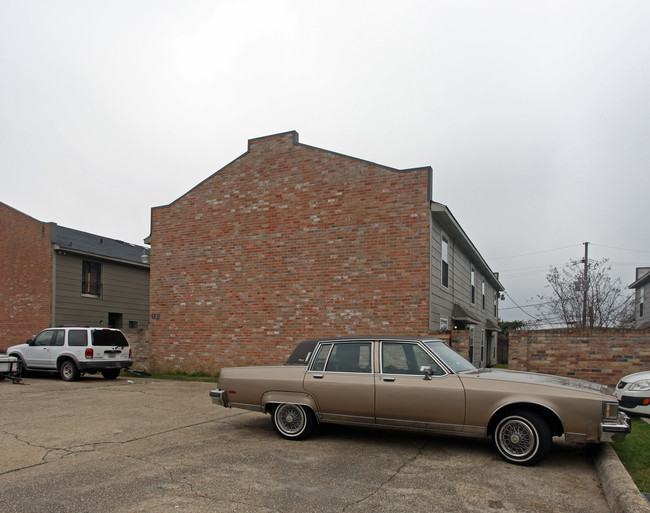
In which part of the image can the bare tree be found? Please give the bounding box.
[536,258,634,328]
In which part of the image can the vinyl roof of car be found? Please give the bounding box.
[305,336,446,343]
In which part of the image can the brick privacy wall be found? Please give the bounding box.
[150,132,432,372]
[509,329,650,387]
[0,203,52,351]
[122,328,151,370]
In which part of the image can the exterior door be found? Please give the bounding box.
[375,341,466,433]
[23,329,63,368]
[303,342,375,425]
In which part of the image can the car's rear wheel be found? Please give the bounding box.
[101,369,121,379]
[493,409,552,465]
[271,403,315,440]
[59,360,80,382]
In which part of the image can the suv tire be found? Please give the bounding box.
[59,360,80,381]
[102,369,120,380]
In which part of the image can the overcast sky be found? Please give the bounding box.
[2,0,649,323]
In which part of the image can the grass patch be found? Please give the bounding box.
[612,417,650,493]
[123,369,219,382]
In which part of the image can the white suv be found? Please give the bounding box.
[7,327,132,381]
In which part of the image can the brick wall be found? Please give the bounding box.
[149,132,432,372]
[0,203,53,351]
[122,328,151,370]
[509,328,650,387]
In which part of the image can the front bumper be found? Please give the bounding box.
[600,411,631,442]
[209,388,227,407]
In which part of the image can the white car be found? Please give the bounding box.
[6,327,132,381]
[614,371,650,416]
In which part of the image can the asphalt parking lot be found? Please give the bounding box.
[0,375,619,513]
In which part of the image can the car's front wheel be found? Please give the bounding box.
[59,360,80,382]
[493,409,552,465]
[271,403,315,440]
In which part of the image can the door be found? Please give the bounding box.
[375,341,466,433]
[303,342,375,425]
[22,329,64,368]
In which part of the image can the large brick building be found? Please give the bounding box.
[148,131,503,372]
[0,202,150,350]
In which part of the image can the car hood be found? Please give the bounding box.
[618,370,650,383]
[463,368,611,395]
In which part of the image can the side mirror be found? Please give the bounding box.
[26,339,34,346]
[420,366,433,380]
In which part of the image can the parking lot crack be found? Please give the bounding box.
[343,443,426,511]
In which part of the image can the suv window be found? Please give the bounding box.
[33,330,64,347]
[91,329,129,347]
[68,330,88,347]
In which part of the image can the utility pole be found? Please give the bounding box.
[582,241,589,328]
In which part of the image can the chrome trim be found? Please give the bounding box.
[600,411,631,442]
[209,388,226,407]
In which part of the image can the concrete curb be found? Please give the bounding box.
[593,442,650,513]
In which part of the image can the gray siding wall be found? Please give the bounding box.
[53,253,149,328]
[429,215,500,366]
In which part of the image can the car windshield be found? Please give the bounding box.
[424,340,477,373]
[91,329,129,347]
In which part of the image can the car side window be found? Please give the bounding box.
[33,331,55,346]
[52,330,65,346]
[325,343,371,373]
[382,342,445,376]
[68,330,88,347]
[310,344,332,372]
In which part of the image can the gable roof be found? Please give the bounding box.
[51,225,150,267]
[629,267,650,289]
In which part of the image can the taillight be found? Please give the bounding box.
[85,348,94,359]
[129,348,132,358]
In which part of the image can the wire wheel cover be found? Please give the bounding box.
[498,417,538,458]
[276,404,306,435]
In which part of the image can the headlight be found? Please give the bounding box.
[602,401,619,421]
[629,380,650,392]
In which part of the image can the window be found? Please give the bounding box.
[440,318,449,331]
[128,321,138,329]
[82,261,102,297]
[310,344,332,372]
[68,330,88,347]
[641,286,645,318]
[494,291,498,316]
[441,236,449,288]
[382,342,444,376]
[324,343,371,373]
[482,280,486,310]
[33,330,64,346]
[471,269,475,304]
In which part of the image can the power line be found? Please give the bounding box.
[488,244,581,261]
[591,243,650,254]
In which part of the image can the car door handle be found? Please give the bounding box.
[313,374,324,379]
[382,377,395,382]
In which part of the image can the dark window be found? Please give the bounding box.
[441,237,449,288]
[128,320,138,329]
[91,329,129,347]
[482,281,486,310]
[471,269,475,304]
[324,343,371,373]
[68,330,88,347]
[82,261,102,297]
